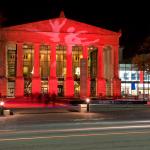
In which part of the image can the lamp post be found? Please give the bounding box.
[86,98,90,112]
[0,100,4,115]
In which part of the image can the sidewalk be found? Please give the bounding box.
[3,97,68,109]
[2,97,150,113]
[5,102,67,109]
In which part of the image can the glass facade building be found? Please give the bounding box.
[119,64,150,99]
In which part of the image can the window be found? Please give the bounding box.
[7,81,15,97]
[72,46,82,79]
[131,73,136,80]
[40,45,50,78]
[7,44,17,77]
[89,46,98,78]
[23,44,33,77]
[124,72,129,80]
[56,45,66,78]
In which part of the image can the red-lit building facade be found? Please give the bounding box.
[0,15,121,98]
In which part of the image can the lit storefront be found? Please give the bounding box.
[119,64,150,99]
[0,14,121,98]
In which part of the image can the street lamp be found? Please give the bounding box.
[0,100,4,115]
[86,98,90,112]
[0,101,4,106]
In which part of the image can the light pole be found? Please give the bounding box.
[86,98,90,112]
[0,100,4,115]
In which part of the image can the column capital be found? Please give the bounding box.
[49,42,57,46]
[17,42,23,45]
[66,44,73,48]
[112,44,119,47]
[33,42,40,46]
[16,41,23,44]
[98,44,105,48]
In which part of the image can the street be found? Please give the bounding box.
[1,108,150,149]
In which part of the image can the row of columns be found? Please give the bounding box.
[14,42,120,97]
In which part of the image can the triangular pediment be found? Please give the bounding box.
[3,17,118,35]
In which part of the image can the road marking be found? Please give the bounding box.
[0,130,14,132]
[0,130,150,142]
[2,124,150,135]
[73,120,150,125]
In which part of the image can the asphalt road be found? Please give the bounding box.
[1,120,150,150]
[1,108,150,149]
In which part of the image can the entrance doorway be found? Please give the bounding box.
[91,79,96,96]
[74,80,80,97]
[41,80,48,94]
[58,80,64,96]
[89,47,97,97]
[7,81,15,97]
[24,78,32,96]
[58,85,64,96]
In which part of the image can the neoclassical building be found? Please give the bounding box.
[0,13,121,98]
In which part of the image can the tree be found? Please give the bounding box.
[132,36,150,100]
[132,36,150,72]
[132,54,150,73]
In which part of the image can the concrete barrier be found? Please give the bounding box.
[80,104,88,112]
[68,103,149,112]
[3,109,13,116]
[68,104,88,112]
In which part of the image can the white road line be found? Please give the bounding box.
[0,130,150,142]
[1,124,150,135]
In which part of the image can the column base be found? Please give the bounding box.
[0,78,7,97]
[80,77,91,98]
[65,77,74,97]
[87,77,90,97]
[97,78,106,96]
[112,77,121,96]
[49,77,58,95]
[15,77,24,97]
[32,77,41,94]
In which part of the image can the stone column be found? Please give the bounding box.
[112,45,121,96]
[0,43,7,97]
[49,43,57,95]
[32,43,41,94]
[15,43,24,97]
[97,45,106,96]
[80,45,90,97]
[64,45,74,97]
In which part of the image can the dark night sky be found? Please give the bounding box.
[0,0,150,59]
